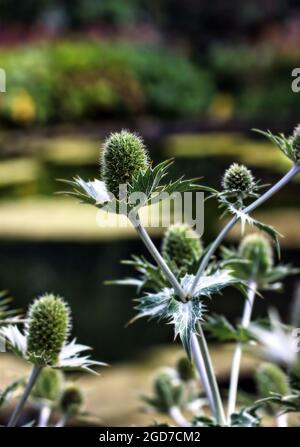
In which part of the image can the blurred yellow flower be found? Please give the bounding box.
[209,93,235,122]
[10,90,36,125]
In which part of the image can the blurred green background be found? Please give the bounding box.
[0,0,300,364]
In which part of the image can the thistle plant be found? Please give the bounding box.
[64,125,300,427]
[0,293,105,427]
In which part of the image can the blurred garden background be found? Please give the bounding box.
[0,0,300,426]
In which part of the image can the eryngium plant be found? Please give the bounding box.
[1,293,106,427]
[64,125,300,427]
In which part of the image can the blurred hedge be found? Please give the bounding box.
[0,40,214,126]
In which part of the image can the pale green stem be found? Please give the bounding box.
[8,365,41,427]
[38,405,52,427]
[227,279,257,422]
[130,213,225,422]
[194,325,226,425]
[276,413,288,427]
[169,406,191,427]
[190,164,300,296]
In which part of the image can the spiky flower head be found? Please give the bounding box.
[176,357,196,382]
[26,294,71,367]
[239,233,273,276]
[255,362,289,399]
[32,368,63,402]
[162,224,203,275]
[59,384,83,416]
[101,130,149,198]
[222,163,255,195]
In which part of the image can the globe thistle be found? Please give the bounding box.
[26,294,71,367]
[255,362,289,399]
[222,163,255,195]
[101,130,149,198]
[32,368,63,403]
[162,224,203,275]
[59,384,83,416]
[176,357,196,382]
[239,233,273,276]
[291,124,300,163]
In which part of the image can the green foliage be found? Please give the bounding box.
[26,294,71,367]
[254,128,300,165]
[0,379,25,410]
[288,360,300,392]
[255,363,290,401]
[101,130,149,198]
[0,291,20,325]
[0,40,214,126]
[204,314,252,343]
[230,406,261,427]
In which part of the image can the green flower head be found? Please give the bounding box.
[59,384,83,416]
[101,130,149,198]
[176,357,196,382]
[239,233,273,276]
[291,124,300,163]
[255,362,289,399]
[222,163,255,195]
[162,224,203,274]
[26,294,71,367]
[32,368,64,402]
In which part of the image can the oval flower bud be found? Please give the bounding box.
[26,294,71,367]
[239,233,273,276]
[222,163,255,194]
[176,357,196,382]
[59,384,83,416]
[101,130,149,199]
[162,224,203,274]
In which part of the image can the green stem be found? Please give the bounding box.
[130,214,223,421]
[194,324,226,425]
[8,365,41,427]
[190,164,300,296]
[227,279,257,422]
[131,214,186,302]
